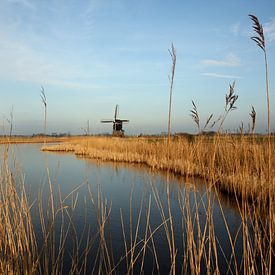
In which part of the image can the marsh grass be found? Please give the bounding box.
[1,142,274,274]
[41,133,274,273]
[40,87,47,146]
[190,101,214,133]
[0,13,273,274]
[249,15,273,272]
[42,135,274,204]
[0,146,37,274]
[250,106,256,135]
[167,43,176,148]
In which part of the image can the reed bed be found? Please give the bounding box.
[0,147,37,273]
[0,141,274,273]
[42,135,275,205]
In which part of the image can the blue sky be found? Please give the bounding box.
[0,0,274,135]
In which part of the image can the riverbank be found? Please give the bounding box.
[42,135,275,205]
[1,136,274,273]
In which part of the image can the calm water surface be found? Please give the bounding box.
[4,144,251,274]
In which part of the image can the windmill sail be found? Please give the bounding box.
[101,120,113,123]
[114,105,118,120]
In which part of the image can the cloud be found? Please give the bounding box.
[264,18,275,43]
[0,2,104,90]
[200,53,241,68]
[201,73,243,79]
[0,29,101,90]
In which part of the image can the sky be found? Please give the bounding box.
[0,0,275,135]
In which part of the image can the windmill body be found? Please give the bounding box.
[101,105,129,136]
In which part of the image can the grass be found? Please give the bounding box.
[42,135,274,205]
[167,43,176,148]
[1,141,274,274]
[0,13,273,274]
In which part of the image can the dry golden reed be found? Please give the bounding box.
[42,135,275,204]
[1,138,274,274]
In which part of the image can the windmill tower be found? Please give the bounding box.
[101,105,129,136]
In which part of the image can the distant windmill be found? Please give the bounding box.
[101,105,129,136]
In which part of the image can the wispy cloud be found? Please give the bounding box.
[200,53,241,67]
[201,72,243,79]
[0,1,104,90]
[264,18,275,43]
[0,28,101,90]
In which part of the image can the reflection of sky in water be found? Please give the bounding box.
[2,144,249,273]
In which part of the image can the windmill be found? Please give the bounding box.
[101,105,129,136]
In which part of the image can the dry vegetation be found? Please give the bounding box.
[0,13,274,274]
[42,135,275,204]
[1,137,274,274]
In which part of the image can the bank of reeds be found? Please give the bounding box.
[1,143,274,274]
[0,147,37,273]
[42,135,275,205]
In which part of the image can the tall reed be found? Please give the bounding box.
[249,14,271,136]
[40,86,47,145]
[167,43,176,148]
[1,144,274,273]
[249,15,273,272]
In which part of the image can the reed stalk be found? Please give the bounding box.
[249,15,273,272]
[40,86,47,146]
[1,146,273,273]
[167,43,176,149]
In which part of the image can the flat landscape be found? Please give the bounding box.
[0,0,274,274]
[1,134,274,273]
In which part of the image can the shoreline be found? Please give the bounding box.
[41,136,275,207]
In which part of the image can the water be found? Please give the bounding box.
[2,144,260,274]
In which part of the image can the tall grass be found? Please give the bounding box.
[0,13,273,275]
[250,106,256,135]
[249,15,273,272]
[39,73,274,273]
[42,135,274,204]
[167,43,176,148]
[249,14,271,137]
[1,142,274,273]
[0,147,37,273]
[40,87,47,146]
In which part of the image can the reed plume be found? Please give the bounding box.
[190,101,214,133]
[250,106,256,134]
[40,86,47,145]
[167,43,176,147]
[190,100,200,132]
[249,14,270,136]
[218,81,238,132]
